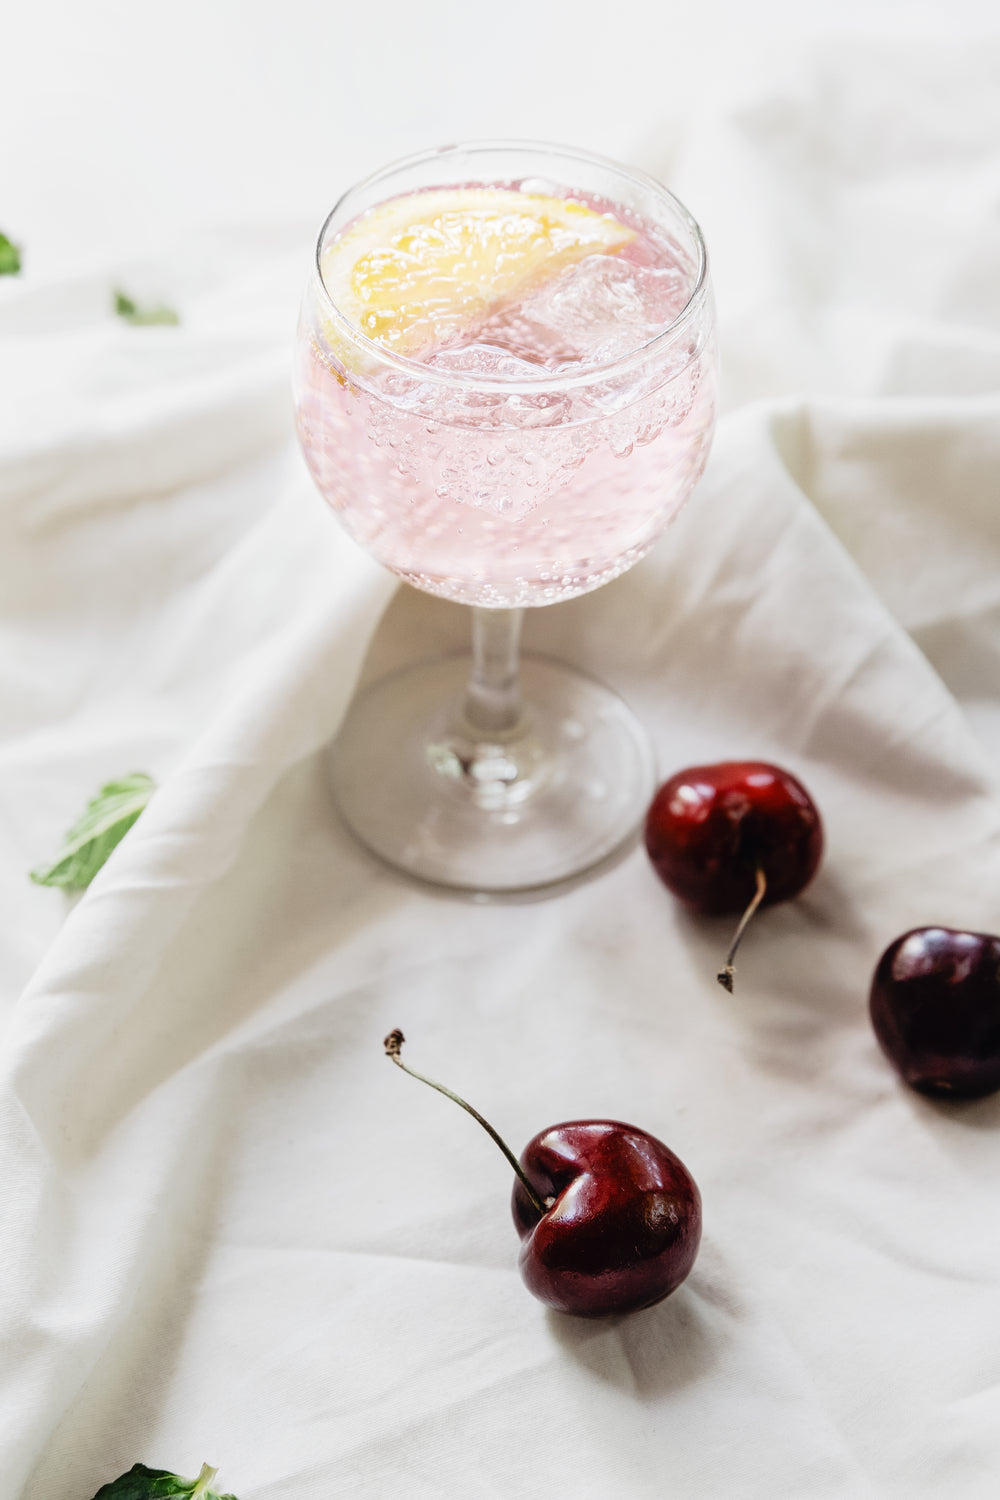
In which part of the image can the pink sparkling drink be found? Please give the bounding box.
[294,171,716,610]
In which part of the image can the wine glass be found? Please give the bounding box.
[294,141,717,894]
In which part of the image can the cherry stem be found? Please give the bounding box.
[717,865,768,993]
[384,1029,548,1219]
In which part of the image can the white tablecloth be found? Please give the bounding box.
[3,33,1000,1500]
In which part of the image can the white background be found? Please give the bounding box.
[5,6,1000,1500]
[5,0,1000,268]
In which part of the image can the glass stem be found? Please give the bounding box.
[462,607,526,739]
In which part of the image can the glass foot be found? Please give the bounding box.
[328,654,656,895]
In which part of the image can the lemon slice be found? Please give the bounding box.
[319,188,635,366]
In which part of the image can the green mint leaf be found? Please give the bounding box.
[91,1461,238,1499]
[30,771,156,891]
[113,288,180,325]
[0,232,21,274]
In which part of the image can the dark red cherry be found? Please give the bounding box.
[644,760,823,915]
[385,1033,701,1318]
[869,927,1000,1100]
[512,1120,701,1318]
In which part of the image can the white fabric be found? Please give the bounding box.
[4,37,1000,1500]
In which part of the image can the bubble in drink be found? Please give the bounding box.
[295,182,717,608]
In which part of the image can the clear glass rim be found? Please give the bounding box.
[311,138,711,398]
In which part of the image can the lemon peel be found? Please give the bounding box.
[317,188,635,371]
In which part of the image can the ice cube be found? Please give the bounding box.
[470,306,582,369]
[515,256,692,365]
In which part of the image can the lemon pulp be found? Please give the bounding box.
[319,188,635,365]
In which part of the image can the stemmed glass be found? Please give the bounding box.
[294,142,717,894]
